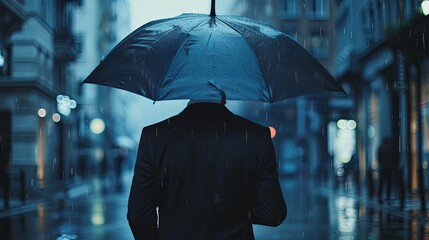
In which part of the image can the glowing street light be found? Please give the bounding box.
[0,51,4,67]
[52,113,61,122]
[422,0,429,16]
[37,108,47,118]
[347,120,357,130]
[337,119,357,130]
[337,119,347,129]
[90,118,105,134]
[56,94,77,116]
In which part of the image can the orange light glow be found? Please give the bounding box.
[269,126,276,138]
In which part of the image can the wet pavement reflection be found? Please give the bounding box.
[255,176,428,240]
[0,174,427,239]
[0,178,133,240]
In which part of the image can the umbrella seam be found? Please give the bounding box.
[155,17,210,101]
[103,14,200,61]
[216,17,272,102]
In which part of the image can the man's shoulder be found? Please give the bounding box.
[230,113,267,129]
[142,116,176,132]
[142,108,269,135]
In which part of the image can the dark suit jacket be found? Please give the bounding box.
[127,103,286,240]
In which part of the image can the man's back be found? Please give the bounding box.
[128,103,286,240]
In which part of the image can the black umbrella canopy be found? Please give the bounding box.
[82,0,345,102]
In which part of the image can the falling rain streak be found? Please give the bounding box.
[1,0,429,240]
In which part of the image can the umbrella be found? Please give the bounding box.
[82,0,345,103]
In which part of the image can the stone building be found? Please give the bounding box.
[0,0,81,199]
[335,0,429,208]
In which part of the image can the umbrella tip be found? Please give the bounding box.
[210,0,216,16]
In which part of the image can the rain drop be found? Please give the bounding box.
[214,193,220,204]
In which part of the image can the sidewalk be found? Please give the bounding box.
[0,171,133,219]
[0,178,93,218]
[318,179,429,224]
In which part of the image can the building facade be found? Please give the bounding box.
[335,0,428,206]
[0,0,27,205]
[0,0,81,200]
[0,0,132,201]
[71,0,131,178]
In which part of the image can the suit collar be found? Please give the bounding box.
[179,102,230,119]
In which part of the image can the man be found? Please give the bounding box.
[127,100,286,239]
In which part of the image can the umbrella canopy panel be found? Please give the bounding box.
[163,16,268,101]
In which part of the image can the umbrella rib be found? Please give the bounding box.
[287,44,345,94]
[155,18,209,100]
[216,17,272,102]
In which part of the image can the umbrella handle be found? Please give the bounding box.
[210,0,216,16]
[219,88,225,105]
[208,81,226,105]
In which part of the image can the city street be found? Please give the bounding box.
[2,1,429,240]
[1,173,426,240]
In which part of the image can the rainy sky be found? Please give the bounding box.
[130,0,210,30]
[129,0,235,30]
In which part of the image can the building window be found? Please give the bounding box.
[279,0,301,19]
[308,31,329,58]
[306,0,330,19]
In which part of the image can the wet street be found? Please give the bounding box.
[0,173,427,240]
[255,176,426,240]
